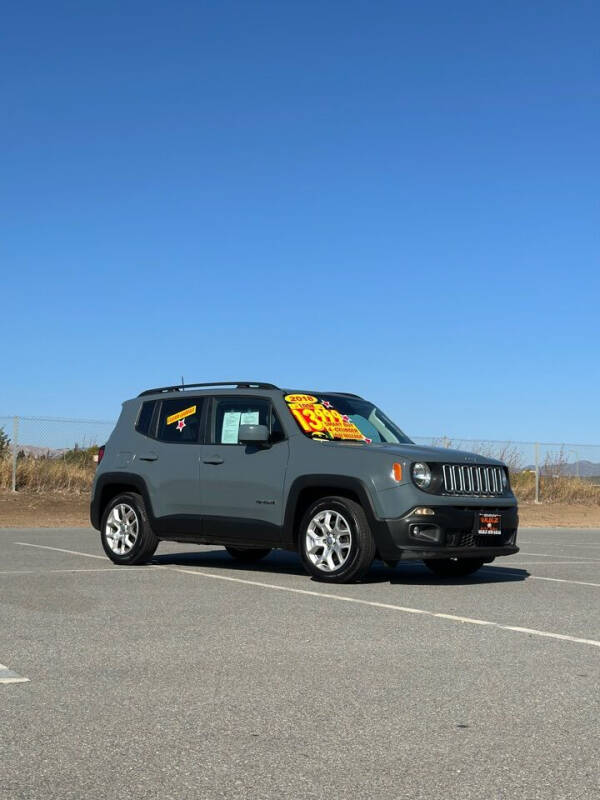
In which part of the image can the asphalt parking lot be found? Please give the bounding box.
[1,527,599,800]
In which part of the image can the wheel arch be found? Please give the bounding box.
[91,472,156,530]
[283,475,386,551]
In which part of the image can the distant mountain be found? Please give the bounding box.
[14,444,69,458]
[523,460,600,478]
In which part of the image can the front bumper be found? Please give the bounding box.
[375,504,519,561]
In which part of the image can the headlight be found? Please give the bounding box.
[412,462,432,489]
[502,469,509,489]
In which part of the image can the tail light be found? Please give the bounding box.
[95,445,105,466]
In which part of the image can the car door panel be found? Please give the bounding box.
[200,396,289,545]
[133,397,206,528]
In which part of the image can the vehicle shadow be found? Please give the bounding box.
[381,563,528,586]
[152,548,308,577]
[152,548,529,585]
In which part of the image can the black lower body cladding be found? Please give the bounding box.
[375,504,519,561]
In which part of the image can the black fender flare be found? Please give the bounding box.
[90,472,157,530]
[282,474,394,557]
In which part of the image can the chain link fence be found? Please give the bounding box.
[1,416,599,502]
[411,437,600,504]
[412,437,600,478]
[0,416,116,493]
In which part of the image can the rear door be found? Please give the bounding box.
[134,396,207,525]
[199,395,289,545]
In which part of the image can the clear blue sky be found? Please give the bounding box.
[1,1,598,442]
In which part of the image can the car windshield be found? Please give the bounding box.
[284,393,413,444]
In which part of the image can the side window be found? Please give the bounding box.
[213,397,276,445]
[156,397,204,443]
[135,401,156,437]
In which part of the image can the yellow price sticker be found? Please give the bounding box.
[166,405,197,425]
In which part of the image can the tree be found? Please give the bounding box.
[0,426,11,459]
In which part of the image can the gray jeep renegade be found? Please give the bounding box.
[90,382,519,582]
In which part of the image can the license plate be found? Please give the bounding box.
[478,513,501,535]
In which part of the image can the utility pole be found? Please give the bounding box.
[534,442,540,504]
[12,416,18,493]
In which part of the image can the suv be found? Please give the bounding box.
[91,382,519,583]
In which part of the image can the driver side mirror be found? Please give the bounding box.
[238,424,270,447]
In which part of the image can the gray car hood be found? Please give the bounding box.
[359,442,504,467]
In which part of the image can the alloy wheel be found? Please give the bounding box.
[305,510,353,572]
[105,503,139,555]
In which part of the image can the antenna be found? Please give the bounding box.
[181,375,184,388]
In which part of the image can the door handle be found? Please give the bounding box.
[139,452,158,462]
[202,455,224,465]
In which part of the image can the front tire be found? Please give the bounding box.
[225,547,271,562]
[100,492,159,565]
[423,558,485,578]
[298,496,376,583]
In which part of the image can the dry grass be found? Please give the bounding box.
[510,471,600,504]
[0,457,94,493]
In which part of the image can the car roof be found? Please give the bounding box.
[138,381,279,397]
[135,383,363,401]
[283,390,363,399]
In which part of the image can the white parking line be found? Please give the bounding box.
[169,567,600,649]
[516,551,600,560]
[481,567,600,588]
[522,575,600,588]
[520,528,600,533]
[14,542,106,559]
[0,664,29,685]
[505,560,600,566]
[399,560,600,587]
[519,541,600,548]
[0,567,156,576]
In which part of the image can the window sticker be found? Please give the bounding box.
[284,394,368,442]
[166,405,196,433]
[221,411,241,443]
[240,411,259,425]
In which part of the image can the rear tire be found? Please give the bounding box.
[100,492,159,565]
[423,558,485,578]
[225,547,271,562]
[298,496,376,583]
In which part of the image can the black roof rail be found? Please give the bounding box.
[138,381,280,397]
[285,390,363,400]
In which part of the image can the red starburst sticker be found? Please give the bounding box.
[176,419,186,432]
[363,437,372,444]
[321,400,333,408]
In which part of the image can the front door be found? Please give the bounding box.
[199,395,289,546]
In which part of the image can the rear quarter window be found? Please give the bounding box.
[135,401,156,436]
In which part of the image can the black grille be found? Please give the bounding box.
[446,531,476,547]
[446,529,516,548]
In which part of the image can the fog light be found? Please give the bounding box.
[410,524,441,543]
[414,507,435,516]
